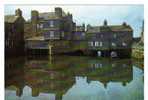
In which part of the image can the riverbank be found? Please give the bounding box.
[132,43,144,59]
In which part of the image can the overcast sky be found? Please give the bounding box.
[5,5,144,37]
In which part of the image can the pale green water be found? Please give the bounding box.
[5,56,144,100]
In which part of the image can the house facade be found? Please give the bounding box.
[13,7,133,57]
[86,20,133,57]
[30,7,75,40]
[5,9,25,56]
[73,24,85,40]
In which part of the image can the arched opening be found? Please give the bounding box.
[97,51,102,57]
[110,51,118,58]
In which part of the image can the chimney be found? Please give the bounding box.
[122,22,127,26]
[31,10,39,22]
[87,24,91,31]
[15,8,22,17]
[82,23,85,31]
[103,19,108,26]
[55,7,62,18]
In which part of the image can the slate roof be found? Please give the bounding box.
[39,12,57,20]
[5,15,19,23]
[109,25,132,32]
[39,11,66,20]
[5,15,25,23]
[75,26,85,32]
[87,24,132,33]
[87,26,101,33]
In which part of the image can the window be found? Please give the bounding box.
[99,42,103,46]
[97,51,101,57]
[95,41,99,47]
[50,21,54,27]
[50,31,54,38]
[82,32,85,36]
[40,24,43,29]
[113,34,117,38]
[122,42,127,46]
[112,42,116,47]
[88,41,93,46]
[37,24,40,29]
[62,32,64,37]
[101,34,103,38]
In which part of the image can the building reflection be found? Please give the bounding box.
[5,56,136,100]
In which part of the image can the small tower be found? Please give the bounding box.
[87,24,91,31]
[55,7,62,18]
[82,23,85,31]
[15,8,22,17]
[31,10,39,22]
[103,19,108,26]
[140,20,144,44]
[122,22,127,26]
[142,20,144,36]
[31,10,39,33]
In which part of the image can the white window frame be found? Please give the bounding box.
[50,31,54,38]
[88,41,93,46]
[95,41,99,47]
[62,32,64,37]
[113,33,117,38]
[82,32,85,37]
[112,42,116,47]
[122,42,127,46]
[40,24,43,29]
[50,21,54,27]
[99,42,103,47]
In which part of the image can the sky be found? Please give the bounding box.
[5,5,144,37]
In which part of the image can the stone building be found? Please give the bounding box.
[86,20,133,57]
[30,7,75,40]
[25,7,76,55]
[73,24,85,40]
[25,8,133,57]
[5,9,25,56]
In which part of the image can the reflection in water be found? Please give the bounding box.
[5,56,144,100]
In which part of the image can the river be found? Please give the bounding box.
[5,56,144,100]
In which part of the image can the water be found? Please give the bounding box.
[5,56,144,100]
